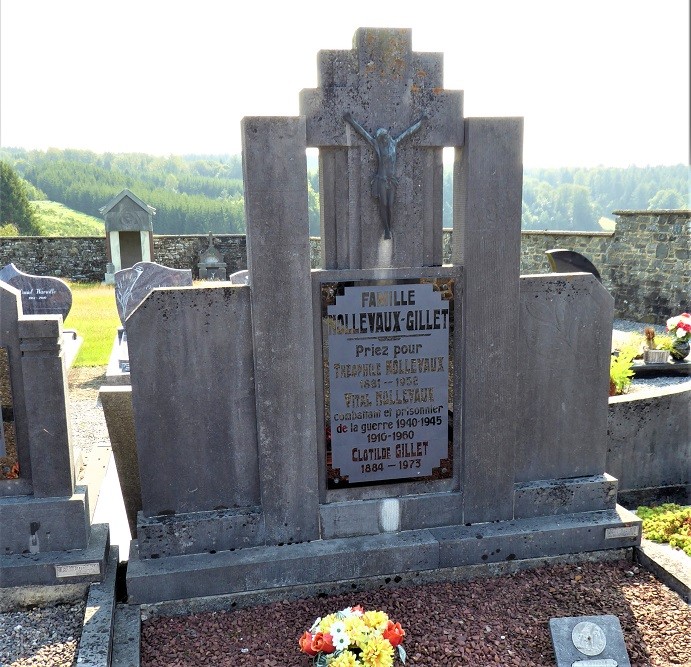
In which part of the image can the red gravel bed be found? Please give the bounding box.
[141,559,690,666]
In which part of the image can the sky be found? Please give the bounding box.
[1,0,689,168]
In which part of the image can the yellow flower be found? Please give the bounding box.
[328,650,360,667]
[361,635,395,667]
[344,616,367,635]
[320,613,340,633]
[362,610,389,632]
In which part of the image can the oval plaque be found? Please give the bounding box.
[572,621,607,656]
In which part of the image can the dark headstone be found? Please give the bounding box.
[114,261,193,324]
[0,263,72,319]
[550,615,631,667]
[546,249,602,282]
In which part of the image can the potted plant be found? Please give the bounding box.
[666,313,691,361]
[642,327,668,363]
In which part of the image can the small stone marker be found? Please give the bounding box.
[0,263,72,319]
[114,261,193,324]
[198,232,227,280]
[550,615,631,667]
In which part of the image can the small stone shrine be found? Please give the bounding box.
[0,282,108,589]
[197,232,227,280]
[100,189,156,284]
[124,28,640,604]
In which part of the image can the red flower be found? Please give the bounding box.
[383,620,405,647]
[312,632,335,654]
[299,631,318,656]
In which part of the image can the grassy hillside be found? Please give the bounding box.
[32,200,104,236]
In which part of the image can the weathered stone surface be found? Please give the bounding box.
[126,285,259,517]
[516,274,613,482]
[242,116,320,545]
[607,384,690,494]
[452,117,523,523]
[0,263,72,319]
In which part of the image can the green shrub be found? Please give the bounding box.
[637,504,691,556]
[610,339,639,395]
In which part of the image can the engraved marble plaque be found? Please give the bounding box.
[605,526,639,540]
[549,615,631,667]
[322,278,453,485]
[55,562,101,578]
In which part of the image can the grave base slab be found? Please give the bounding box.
[126,506,640,604]
[0,523,110,589]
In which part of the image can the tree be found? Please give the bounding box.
[648,189,684,210]
[0,161,41,235]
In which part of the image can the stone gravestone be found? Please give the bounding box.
[125,28,640,605]
[114,261,193,325]
[0,263,72,319]
[550,615,631,667]
[0,282,108,590]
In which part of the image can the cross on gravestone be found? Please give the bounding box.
[300,27,464,270]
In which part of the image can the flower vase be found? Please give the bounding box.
[670,340,690,362]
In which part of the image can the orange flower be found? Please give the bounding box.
[382,620,405,647]
[312,632,336,653]
[299,631,317,656]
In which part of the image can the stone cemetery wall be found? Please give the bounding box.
[0,237,106,281]
[0,210,687,322]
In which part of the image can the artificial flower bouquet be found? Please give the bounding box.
[666,312,691,342]
[299,605,406,666]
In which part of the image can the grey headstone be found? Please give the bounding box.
[516,274,613,481]
[114,261,192,324]
[550,615,631,667]
[0,263,72,320]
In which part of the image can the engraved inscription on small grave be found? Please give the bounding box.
[322,278,453,486]
[0,347,19,479]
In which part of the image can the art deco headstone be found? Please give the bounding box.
[550,615,631,667]
[114,261,193,324]
[0,263,72,320]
